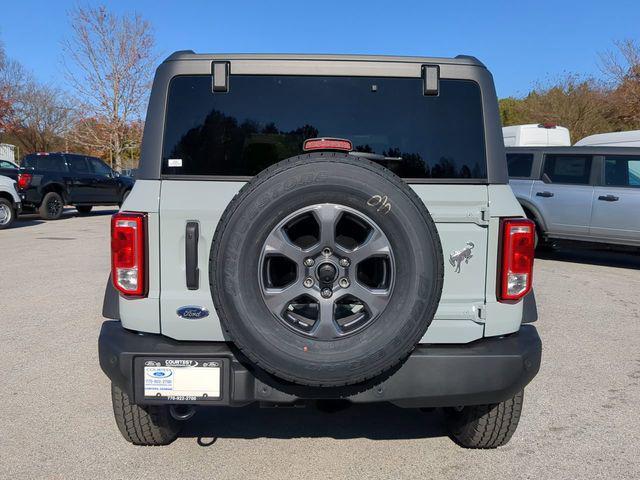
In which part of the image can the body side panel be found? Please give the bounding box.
[483,185,525,337]
[158,181,244,340]
[590,184,640,245]
[118,181,161,333]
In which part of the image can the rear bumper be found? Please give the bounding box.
[99,321,541,408]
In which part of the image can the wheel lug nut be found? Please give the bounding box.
[322,247,332,256]
[321,288,332,298]
[339,277,350,288]
[303,258,315,267]
[303,277,314,288]
[339,258,350,267]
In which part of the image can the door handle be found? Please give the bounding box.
[185,222,199,290]
[536,191,554,198]
[598,195,619,202]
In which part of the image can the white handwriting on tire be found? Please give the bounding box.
[367,195,391,214]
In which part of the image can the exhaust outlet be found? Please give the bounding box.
[169,405,196,421]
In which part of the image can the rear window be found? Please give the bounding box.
[22,154,68,172]
[162,75,487,180]
[0,160,17,169]
[507,153,534,178]
[67,156,91,173]
[542,154,592,185]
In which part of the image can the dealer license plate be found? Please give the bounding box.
[143,359,221,401]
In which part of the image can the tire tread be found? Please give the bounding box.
[445,390,524,449]
[110,383,180,446]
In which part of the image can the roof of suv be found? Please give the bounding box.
[138,51,506,183]
[162,51,486,67]
[506,146,640,155]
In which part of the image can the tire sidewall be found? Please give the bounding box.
[0,198,15,229]
[211,154,444,386]
[40,192,64,220]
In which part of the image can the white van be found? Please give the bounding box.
[574,130,640,147]
[0,143,17,163]
[503,124,571,147]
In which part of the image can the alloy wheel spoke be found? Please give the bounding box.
[263,283,307,316]
[350,230,391,263]
[311,299,340,340]
[345,281,391,319]
[263,227,306,263]
[314,204,341,247]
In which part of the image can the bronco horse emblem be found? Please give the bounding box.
[449,242,475,273]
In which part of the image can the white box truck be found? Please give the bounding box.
[503,124,571,147]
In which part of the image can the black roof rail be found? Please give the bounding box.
[164,50,196,62]
[455,55,484,67]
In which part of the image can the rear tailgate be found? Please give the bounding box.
[143,57,508,343]
[157,182,489,343]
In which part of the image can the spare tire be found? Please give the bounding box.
[210,153,444,387]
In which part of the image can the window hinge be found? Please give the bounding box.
[211,61,230,93]
[421,64,440,96]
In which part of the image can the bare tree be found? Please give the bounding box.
[11,81,74,152]
[599,39,640,128]
[62,5,156,169]
[0,40,29,137]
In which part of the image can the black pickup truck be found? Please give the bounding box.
[18,152,134,219]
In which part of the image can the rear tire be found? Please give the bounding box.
[111,383,180,446]
[444,390,524,449]
[76,205,93,214]
[526,215,550,252]
[39,192,64,220]
[0,198,15,229]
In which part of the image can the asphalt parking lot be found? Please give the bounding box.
[1,207,639,480]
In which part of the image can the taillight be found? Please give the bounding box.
[111,212,147,297]
[17,173,32,190]
[498,218,535,302]
[303,137,353,152]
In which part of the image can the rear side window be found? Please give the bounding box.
[507,153,534,178]
[67,156,91,173]
[0,160,17,169]
[22,154,67,172]
[543,154,592,184]
[162,75,487,180]
[89,158,112,175]
[604,156,640,187]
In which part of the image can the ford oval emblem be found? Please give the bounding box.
[177,306,209,320]
[146,368,172,379]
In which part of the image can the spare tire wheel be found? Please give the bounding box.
[210,153,444,387]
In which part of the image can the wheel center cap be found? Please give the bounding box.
[317,262,338,283]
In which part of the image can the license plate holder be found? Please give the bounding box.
[135,357,227,404]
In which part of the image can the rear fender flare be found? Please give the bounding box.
[517,198,547,233]
[42,182,69,204]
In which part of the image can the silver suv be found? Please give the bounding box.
[507,146,640,248]
[99,52,541,448]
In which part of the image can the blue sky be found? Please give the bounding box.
[2,0,638,98]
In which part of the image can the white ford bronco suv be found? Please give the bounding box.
[99,52,541,448]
